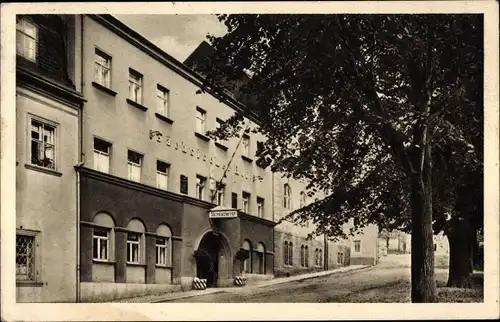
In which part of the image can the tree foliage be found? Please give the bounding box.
[195,14,483,301]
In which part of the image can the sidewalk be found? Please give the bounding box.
[108,264,371,303]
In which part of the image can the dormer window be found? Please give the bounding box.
[16,18,37,62]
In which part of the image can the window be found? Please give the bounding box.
[128,69,143,103]
[156,160,169,190]
[16,18,37,61]
[94,49,111,88]
[300,245,305,267]
[215,184,225,206]
[156,225,172,266]
[242,191,250,214]
[215,118,224,143]
[300,191,306,208]
[93,229,109,261]
[127,233,140,263]
[319,248,323,267]
[283,184,292,209]
[157,85,169,117]
[256,141,265,156]
[337,252,344,265]
[354,240,361,253]
[127,150,142,182]
[242,135,250,156]
[196,175,206,200]
[30,119,55,170]
[305,246,309,267]
[288,242,294,266]
[231,193,238,209]
[94,138,111,174]
[257,197,264,218]
[257,243,265,274]
[315,248,319,266]
[93,213,115,262]
[196,107,206,133]
[16,234,36,281]
[242,240,252,273]
[283,241,289,266]
[180,175,188,195]
[127,219,145,264]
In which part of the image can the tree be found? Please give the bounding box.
[195,14,483,302]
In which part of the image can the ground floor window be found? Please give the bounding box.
[257,243,265,274]
[337,252,344,265]
[93,229,109,261]
[16,233,37,281]
[127,233,141,263]
[242,240,252,273]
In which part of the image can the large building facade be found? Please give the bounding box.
[15,14,379,303]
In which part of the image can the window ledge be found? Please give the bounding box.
[24,164,62,177]
[16,280,44,287]
[126,262,147,267]
[92,81,117,97]
[93,259,116,265]
[126,99,148,111]
[214,141,228,151]
[155,264,173,269]
[241,155,254,163]
[155,113,174,124]
[194,132,210,142]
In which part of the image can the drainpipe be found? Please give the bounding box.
[75,14,85,304]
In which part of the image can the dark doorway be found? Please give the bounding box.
[196,232,222,287]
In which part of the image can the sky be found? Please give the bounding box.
[114,14,227,63]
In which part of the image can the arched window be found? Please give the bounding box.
[283,241,289,265]
[156,224,172,267]
[315,248,319,266]
[288,242,294,266]
[283,184,292,209]
[257,243,265,274]
[305,246,309,267]
[242,240,252,273]
[319,249,323,267]
[299,191,306,208]
[93,212,115,261]
[126,219,146,264]
[300,245,305,267]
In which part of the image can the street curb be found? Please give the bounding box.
[152,265,373,303]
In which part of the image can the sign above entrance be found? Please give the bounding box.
[209,206,238,219]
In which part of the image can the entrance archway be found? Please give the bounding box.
[195,231,231,287]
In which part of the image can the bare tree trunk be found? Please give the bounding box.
[410,141,437,302]
[446,217,473,288]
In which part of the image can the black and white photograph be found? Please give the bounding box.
[1,1,498,321]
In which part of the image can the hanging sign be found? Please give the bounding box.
[209,206,238,219]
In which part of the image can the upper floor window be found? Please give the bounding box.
[93,138,111,174]
[215,184,225,206]
[94,49,111,88]
[127,150,143,182]
[242,135,250,156]
[180,175,189,195]
[16,18,37,62]
[231,192,238,209]
[354,240,361,253]
[196,107,206,133]
[128,69,143,104]
[196,175,206,200]
[156,160,169,190]
[157,85,169,117]
[299,191,306,208]
[283,184,292,209]
[242,191,250,214]
[30,118,56,170]
[257,197,264,218]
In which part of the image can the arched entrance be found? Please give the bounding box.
[195,231,230,287]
